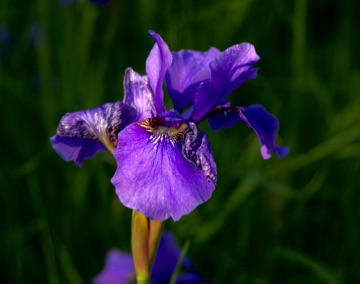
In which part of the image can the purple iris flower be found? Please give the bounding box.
[50,30,288,221]
[93,232,204,284]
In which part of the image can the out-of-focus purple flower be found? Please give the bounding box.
[93,232,205,284]
[50,30,288,221]
[93,249,135,284]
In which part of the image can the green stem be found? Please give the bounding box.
[131,210,150,284]
[148,220,164,268]
[136,276,149,284]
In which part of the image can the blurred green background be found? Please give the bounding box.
[1,0,360,283]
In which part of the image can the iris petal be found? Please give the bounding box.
[239,105,289,159]
[192,43,260,122]
[123,67,156,121]
[208,105,289,159]
[146,30,172,114]
[50,102,127,165]
[55,102,125,146]
[208,105,241,131]
[50,135,106,167]
[111,121,216,221]
[165,48,220,113]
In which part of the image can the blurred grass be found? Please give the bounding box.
[1,0,360,283]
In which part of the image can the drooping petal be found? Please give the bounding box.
[240,105,289,159]
[209,105,289,159]
[146,30,173,114]
[111,119,216,221]
[50,135,106,167]
[165,48,220,113]
[93,249,135,284]
[123,67,156,121]
[50,102,128,165]
[208,105,242,131]
[192,43,260,122]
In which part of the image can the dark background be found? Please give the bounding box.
[1,0,360,283]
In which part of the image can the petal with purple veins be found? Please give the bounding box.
[123,67,156,121]
[111,119,216,221]
[181,122,217,185]
[165,47,220,113]
[55,102,126,148]
[50,102,128,165]
[146,30,172,114]
[192,43,260,122]
[50,135,106,167]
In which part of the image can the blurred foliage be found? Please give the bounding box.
[1,0,360,283]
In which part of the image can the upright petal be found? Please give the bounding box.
[111,118,216,221]
[93,249,135,284]
[123,67,156,121]
[192,43,260,122]
[165,48,220,113]
[50,102,128,165]
[146,30,173,114]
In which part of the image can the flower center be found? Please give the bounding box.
[138,117,189,143]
